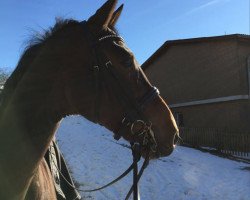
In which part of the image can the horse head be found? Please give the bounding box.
[49,0,179,159]
[0,1,180,199]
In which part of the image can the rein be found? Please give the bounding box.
[57,21,160,200]
[53,143,149,198]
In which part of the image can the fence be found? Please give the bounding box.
[179,127,250,158]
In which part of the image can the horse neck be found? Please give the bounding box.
[0,42,77,198]
[0,66,63,198]
[0,27,101,198]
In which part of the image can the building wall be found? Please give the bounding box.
[172,100,250,131]
[145,39,247,104]
[237,39,250,95]
[144,38,250,132]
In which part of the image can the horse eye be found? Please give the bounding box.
[121,57,134,68]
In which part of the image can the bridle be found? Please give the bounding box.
[59,21,161,200]
[83,21,161,200]
[81,21,159,148]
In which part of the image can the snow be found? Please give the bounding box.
[56,116,250,200]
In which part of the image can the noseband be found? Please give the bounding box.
[74,21,160,200]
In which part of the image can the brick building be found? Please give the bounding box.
[143,34,250,132]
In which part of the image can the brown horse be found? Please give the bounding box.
[0,0,179,199]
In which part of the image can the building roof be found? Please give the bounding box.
[142,34,250,70]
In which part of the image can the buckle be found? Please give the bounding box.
[93,65,99,71]
[122,117,131,126]
[130,120,147,136]
[105,61,112,68]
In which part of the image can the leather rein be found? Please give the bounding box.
[59,21,161,200]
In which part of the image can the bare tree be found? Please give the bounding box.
[0,68,10,84]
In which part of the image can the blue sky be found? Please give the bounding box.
[0,0,249,72]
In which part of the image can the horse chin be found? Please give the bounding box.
[141,145,174,160]
[157,145,175,157]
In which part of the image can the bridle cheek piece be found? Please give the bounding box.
[79,20,161,200]
[80,20,160,153]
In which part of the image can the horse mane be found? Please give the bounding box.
[0,18,79,114]
[0,18,118,114]
[26,18,79,47]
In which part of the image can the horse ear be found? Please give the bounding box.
[109,4,123,28]
[88,0,117,32]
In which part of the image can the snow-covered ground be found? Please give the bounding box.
[56,116,250,200]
